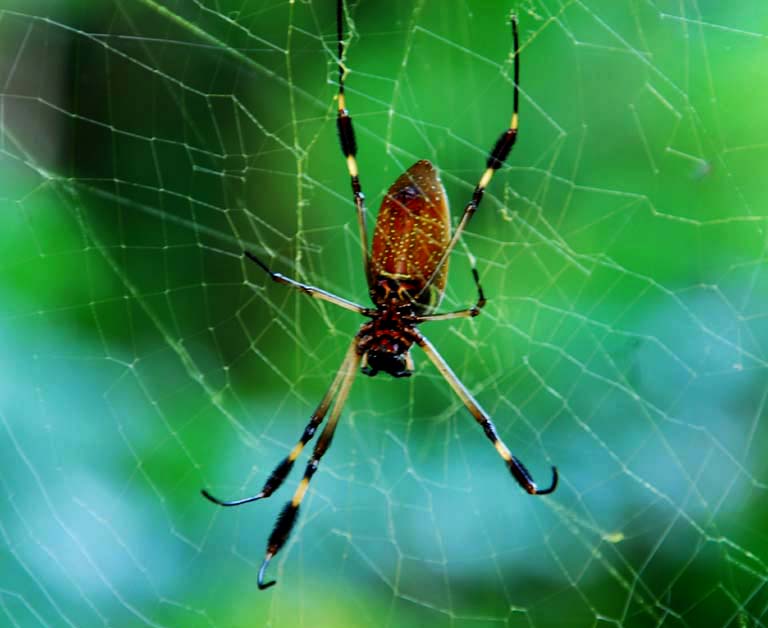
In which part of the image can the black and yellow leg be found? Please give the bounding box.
[417,16,521,303]
[243,251,371,316]
[337,0,370,281]
[414,330,557,495]
[201,338,361,508]
[257,339,362,589]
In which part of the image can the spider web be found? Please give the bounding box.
[1,0,767,626]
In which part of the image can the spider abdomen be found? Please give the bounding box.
[369,160,450,314]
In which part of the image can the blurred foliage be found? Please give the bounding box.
[1,1,768,627]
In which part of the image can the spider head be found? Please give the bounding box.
[358,315,416,378]
[362,349,412,378]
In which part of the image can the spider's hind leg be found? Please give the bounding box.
[416,16,522,304]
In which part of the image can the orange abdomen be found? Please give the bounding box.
[369,160,450,313]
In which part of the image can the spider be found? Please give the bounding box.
[202,0,558,590]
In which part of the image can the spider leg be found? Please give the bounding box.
[336,0,371,283]
[201,337,360,508]
[412,268,486,323]
[417,16,521,302]
[244,251,372,316]
[413,330,557,496]
[257,335,363,589]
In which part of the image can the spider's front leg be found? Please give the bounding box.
[201,337,360,508]
[414,330,557,495]
[256,336,362,589]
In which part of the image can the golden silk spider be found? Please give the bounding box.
[202,0,558,590]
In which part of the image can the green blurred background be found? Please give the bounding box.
[2,1,768,626]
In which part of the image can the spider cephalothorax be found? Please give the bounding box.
[358,304,418,378]
[202,1,557,591]
[359,336,415,378]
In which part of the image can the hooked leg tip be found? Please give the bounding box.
[533,466,559,496]
[257,553,276,591]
